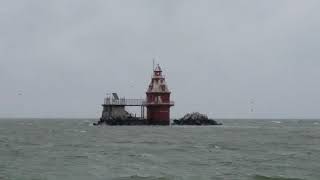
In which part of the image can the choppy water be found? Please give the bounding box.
[0,119,319,180]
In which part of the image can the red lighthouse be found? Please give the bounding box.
[145,64,174,125]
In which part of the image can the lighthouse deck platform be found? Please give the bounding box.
[103,98,145,106]
[103,98,174,107]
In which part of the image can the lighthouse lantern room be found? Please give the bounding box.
[145,64,174,125]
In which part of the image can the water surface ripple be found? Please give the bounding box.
[0,119,319,180]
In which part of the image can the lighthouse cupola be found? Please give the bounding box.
[146,64,174,125]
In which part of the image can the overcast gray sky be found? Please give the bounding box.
[1,0,320,119]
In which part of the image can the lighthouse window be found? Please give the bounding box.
[161,85,166,91]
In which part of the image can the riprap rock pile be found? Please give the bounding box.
[173,112,222,126]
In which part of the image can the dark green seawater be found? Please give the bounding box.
[0,119,319,180]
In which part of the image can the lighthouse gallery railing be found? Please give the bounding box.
[104,98,145,106]
[104,98,174,106]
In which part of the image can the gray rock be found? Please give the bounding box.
[173,112,222,126]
